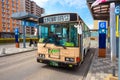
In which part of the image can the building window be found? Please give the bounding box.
[2,24,5,27]
[12,2,14,7]
[2,3,4,7]
[2,14,5,17]
[6,5,9,9]
[6,10,9,13]
[2,8,5,12]
[12,11,14,13]
[7,29,10,32]
[16,0,18,3]
[6,0,8,4]
[8,25,10,28]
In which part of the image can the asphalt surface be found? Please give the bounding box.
[0,49,95,80]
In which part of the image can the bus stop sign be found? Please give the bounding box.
[99,21,106,49]
[115,4,120,15]
[99,21,106,34]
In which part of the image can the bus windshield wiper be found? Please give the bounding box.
[62,45,66,49]
[43,38,50,47]
[54,43,66,49]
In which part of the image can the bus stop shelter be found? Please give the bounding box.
[87,0,120,79]
[12,12,39,48]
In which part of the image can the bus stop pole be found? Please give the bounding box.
[118,15,120,80]
[23,25,26,48]
[37,25,39,39]
[110,3,116,76]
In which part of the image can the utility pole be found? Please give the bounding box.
[118,17,120,80]
[23,21,26,48]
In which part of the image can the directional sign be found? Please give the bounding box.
[115,4,120,15]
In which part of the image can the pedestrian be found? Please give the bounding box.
[34,41,37,47]
[29,39,33,47]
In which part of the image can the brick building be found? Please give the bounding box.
[0,0,44,38]
[0,0,21,38]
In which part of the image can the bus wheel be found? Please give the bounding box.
[74,63,80,69]
[84,49,86,58]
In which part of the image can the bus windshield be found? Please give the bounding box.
[40,23,78,47]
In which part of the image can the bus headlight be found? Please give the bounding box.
[39,54,45,58]
[65,57,74,62]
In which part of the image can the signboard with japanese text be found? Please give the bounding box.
[39,13,78,24]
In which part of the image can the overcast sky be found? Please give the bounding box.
[32,0,93,29]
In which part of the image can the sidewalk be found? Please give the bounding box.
[0,43,37,57]
[85,41,118,80]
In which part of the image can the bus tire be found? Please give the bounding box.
[84,49,86,58]
[75,63,81,68]
[37,59,40,62]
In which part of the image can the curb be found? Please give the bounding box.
[0,49,37,57]
[84,48,97,80]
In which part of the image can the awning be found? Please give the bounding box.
[87,0,120,20]
[11,12,39,22]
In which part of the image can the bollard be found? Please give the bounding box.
[1,48,6,54]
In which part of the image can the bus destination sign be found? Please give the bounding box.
[43,14,70,23]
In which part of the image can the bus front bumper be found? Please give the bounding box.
[37,57,78,67]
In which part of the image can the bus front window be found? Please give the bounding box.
[39,23,78,47]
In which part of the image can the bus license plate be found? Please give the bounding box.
[50,61,58,66]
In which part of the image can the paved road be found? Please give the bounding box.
[0,49,95,80]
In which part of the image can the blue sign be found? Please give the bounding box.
[14,28,19,43]
[115,4,120,15]
[14,28,19,35]
[99,21,106,29]
[22,21,37,27]
[99,29,106,34]
[99,34,106,48]
[99,21,106,34]
[99,21,106,49]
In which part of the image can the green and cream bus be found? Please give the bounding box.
[37,13,90,67]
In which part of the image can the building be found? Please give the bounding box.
[20,0,44,36]
[20,0,44,16]
[0,0,22,38]
[0,0,44,38]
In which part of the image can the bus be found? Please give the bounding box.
[37,13,90,67]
